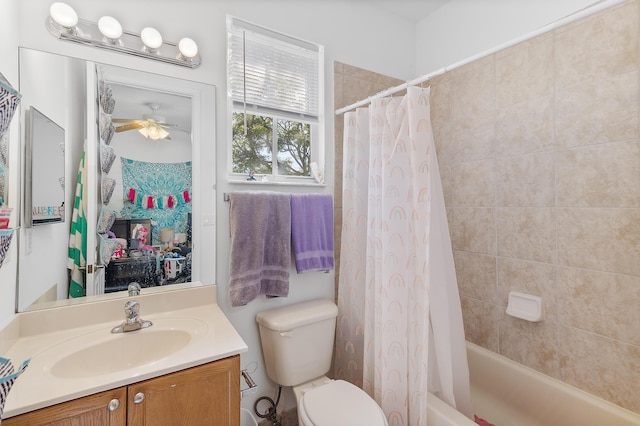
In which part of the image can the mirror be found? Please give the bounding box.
[17,48,216,312]
[24,106,65,226]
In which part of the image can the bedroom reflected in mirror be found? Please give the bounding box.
[25,106,65,226]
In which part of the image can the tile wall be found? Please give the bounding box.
[334,0,640,414]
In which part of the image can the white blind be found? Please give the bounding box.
[227,16,321,122]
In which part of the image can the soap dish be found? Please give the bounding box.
[506,291,543,322]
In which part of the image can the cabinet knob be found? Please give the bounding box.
[108,398,120,411]
[133,392,145,404]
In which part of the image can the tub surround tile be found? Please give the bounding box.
[559,326,640,413]
[495,34,554,108]
[554,1,639,89]
[451,207,496,255]
[557,208,640,277]
[495,95,555,158]
[557,267,640,346]
[460,296,499,352]
[451,160,496,207]
[555,72,639,149]
[454,251,497,304]
[556,140,640,208]
[496,152,555,207]
[497,207,556,263]
[498,313,561,379]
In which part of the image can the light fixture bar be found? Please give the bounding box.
[45,16,201,68]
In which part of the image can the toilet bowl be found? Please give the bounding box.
[294,377,387,426]
[256,299,388,426]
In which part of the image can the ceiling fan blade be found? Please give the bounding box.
[115,122,144,132]
[112,118,139,123]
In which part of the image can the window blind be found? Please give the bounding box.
[227,16,321,123]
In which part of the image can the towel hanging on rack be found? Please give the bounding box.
[290,193,334,273]
[228,191,291,307]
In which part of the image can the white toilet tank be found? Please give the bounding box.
[256,299,338,387]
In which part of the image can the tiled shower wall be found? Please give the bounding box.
[334,0,640,414]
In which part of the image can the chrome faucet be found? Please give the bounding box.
[128,282,141,296]
[111,300,153,333]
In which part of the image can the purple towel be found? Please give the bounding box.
[290,194,334,273]
[229,192,291,307]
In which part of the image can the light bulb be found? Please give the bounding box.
[98,16,123,40]
[49,2,78,28]
[141,27,163,50]
[178,38,198,59]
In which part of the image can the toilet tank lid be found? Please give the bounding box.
[256,299,338,331]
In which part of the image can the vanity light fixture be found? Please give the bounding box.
[141,27,163,51]
[46,2,201,68]
[97,16,123,44]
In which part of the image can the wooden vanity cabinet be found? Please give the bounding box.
[3,355,240,426]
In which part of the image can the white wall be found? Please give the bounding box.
[416,0,602,75]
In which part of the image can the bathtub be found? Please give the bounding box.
[427,342,640,426]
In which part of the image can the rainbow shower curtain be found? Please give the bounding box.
[68,149,87,298]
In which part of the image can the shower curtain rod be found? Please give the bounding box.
[335,0,626,116]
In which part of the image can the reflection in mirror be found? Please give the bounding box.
[24,106,65,226]
[17,48,215,312]
[0,133,8,206]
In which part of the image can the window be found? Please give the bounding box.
[227,16,324,182]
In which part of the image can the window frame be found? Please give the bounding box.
[226,15,325,185]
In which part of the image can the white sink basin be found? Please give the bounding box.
[41,317,208,379]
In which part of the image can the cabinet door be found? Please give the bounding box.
[127,355,240,426]
[2,387,126,426]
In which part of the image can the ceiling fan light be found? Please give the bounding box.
[138,123,169,141]
[50,2,78,28]
[141,27,163,50]
[178,38,198,59]
[98,16,123,40]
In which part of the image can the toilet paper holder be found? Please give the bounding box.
[241,369,258,397]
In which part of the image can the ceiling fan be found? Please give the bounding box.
[112,103,176,140]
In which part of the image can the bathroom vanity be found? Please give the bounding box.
[3,356,239,425]
[0,285,247,425]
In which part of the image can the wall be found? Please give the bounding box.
[427,0,640,413]
[5,0,417,416]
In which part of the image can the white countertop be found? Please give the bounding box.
[1,285,248,419]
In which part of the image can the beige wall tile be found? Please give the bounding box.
[460,296,499,352]
[495,95,554,158]
[555,72,638,149]
[451,160,496,207]
[449,119,496,163]
[495,34,554,108]
[497,207,556,263]
[557,140,640,207]
[454,250,497,303]
[557,267,640,345]
[555,1,639,88]
[498,313,560,379]
[557,208,640,276]
[559,326,640,413]
[451,207,496,255]
[496,152,555,207]
[450,57,495,122]
[497,258,557,322]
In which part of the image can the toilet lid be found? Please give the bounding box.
[300,380,387,426]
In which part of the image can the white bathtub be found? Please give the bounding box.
[427,342,640,426]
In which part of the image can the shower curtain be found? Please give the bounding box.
[335,86,472,425]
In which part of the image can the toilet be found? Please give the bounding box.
[256,299,388,426]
